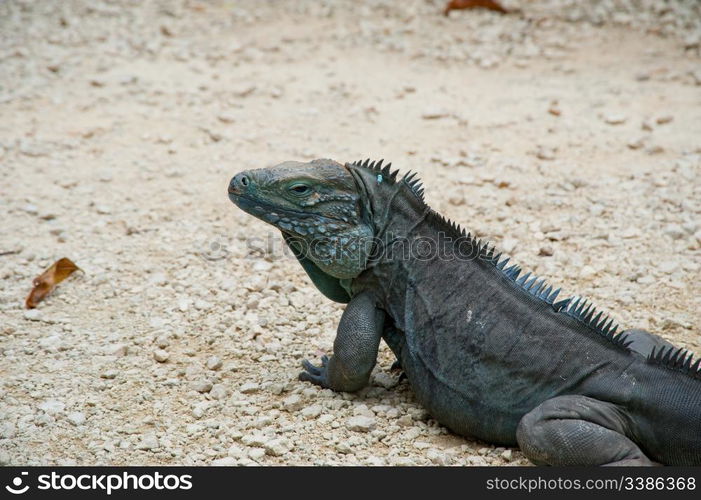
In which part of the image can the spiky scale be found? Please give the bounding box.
[517,272,532,286]
[691,358,701,373]
[548,288,561,303]
[553,298,571,312]
[497,257,509,270]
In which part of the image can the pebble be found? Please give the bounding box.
[1,422,16,439]
[664,224,685,240]
[240,382,259,394]
[153,349,170,363]
[211,456,238,466]
[191,380,213,393]
[209,384,228,400]
[656,115,673,125]
[603,113,627,125]
[248,448,266,461]
[38,400,65,414]
[66,412,86,426]
[0,450,10,465]
[657,261,678,274]
[137,434,159,451]
[282,394,304,411]
[501,238,518,254]
[23,309,42,321]
[346,415,376,432]
[206,355,223,370]
[421,108,451,119]
[579,265,596,279]
[264,438,293,456]
[301,404,323,419]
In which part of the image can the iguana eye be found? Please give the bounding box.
[289,183,311,196]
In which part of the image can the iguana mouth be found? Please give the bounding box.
[228,192,347,224]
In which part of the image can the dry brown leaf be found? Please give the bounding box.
[444,0,508,16]
[25,257,81,309]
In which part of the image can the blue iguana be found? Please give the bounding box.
[227,158,701,466]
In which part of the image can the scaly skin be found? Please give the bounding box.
[228,158,701,466]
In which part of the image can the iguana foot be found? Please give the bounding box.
[299,355,330,387]
[517,395,658,466]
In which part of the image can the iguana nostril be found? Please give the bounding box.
[229,173,250,194]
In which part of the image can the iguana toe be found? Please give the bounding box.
[299,356,330,387]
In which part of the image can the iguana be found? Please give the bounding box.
[227,158,701,466]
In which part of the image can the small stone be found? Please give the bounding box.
[627,136,647,150]
[658,261,678,274]
[206,355,223,370]
[0,422,16,439]
[240,382,259,394]
[637,275,656,285]
[193,299,212,311]
[501,449,513,461]
[427,449,451,465]
[397,415,413,426]
[656,115,673,125]
[192,380,213,393]
[501,238,518,254]
[264,438,292,456]
[346,415,376,432]
[217,113,236,124]
[373,372,399,389]
[39,400,66,414]
[137,434,159,451]
[538,246,554,257]
[248,448,266,460]
[66,412,86,426]
[301,404,323,419]
[535,146,556,160]
[153,349,170,363]
[0,449,10,465]
[111,344,128,357]
[209,384,228,400]
[211,456,237,466]
[282,394,304,411]
[233,84,256,97]
[23,309,42,321]
[579,265,596,279]
[95,205,111,215]
[421,108,450,120]
[664,224,685,240]
[603,114,627,125]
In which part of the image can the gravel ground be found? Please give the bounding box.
[1,0,700,466]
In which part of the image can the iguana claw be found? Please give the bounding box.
[299,355,330,387]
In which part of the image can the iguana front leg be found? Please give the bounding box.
[299,291,384,392]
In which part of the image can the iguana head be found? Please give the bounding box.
[228,159,374,279]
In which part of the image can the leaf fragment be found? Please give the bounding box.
[444,0,508,16]
[25,257,81,309]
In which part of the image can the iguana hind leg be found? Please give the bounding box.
[516,395,659,466]
[299,291,384,392]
